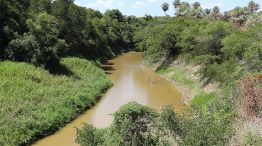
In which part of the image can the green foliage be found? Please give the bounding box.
[159,105,181,136]
[29,0,52,13]
[76,124,106,146]
[192,92,215,109]
[135,18,188,63]
[6,12,66,67]
[0,57,112,145]
[76,102,167,146]
[178,107,234,146]
[0,0,29,58]
[222,25,262,72]
[145,24,178,63]
[112,102,158,146]
[136,16,261,83]
[77,101,235,146]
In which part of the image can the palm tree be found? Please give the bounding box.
[173,0,180,9]
[211,6,223,20]
[228,7,249,26]
[212,6,220,14]
[248,1,260,14]
[192,2,203,18]
[176,2,191,17]
[204,8,211,15]
[192,2,200,10]
[162,2,169,16]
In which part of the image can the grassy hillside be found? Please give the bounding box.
[0,58,112,146]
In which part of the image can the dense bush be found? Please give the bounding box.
[0,57,112,145]
[135,17,260,83]
[177,107,234,146]
[222,25,262,72]
[77,101,235,146]
[76,102,165,146]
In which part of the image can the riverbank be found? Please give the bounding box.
[0,57,112,146]
[153,57,262,145]
[154,56,219,105]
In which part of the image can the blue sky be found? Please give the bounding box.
[74,0,262,17]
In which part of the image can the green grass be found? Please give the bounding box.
[0,57,112,146]
[156,66,202,94]
[192,92,215,109]
[157,66,218,111]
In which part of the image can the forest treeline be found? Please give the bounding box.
[0,0,149,67]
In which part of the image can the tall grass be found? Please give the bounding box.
[0,57,112,146]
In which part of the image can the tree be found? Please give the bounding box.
[192,2,200,10]
[29,0,52,14]
[51,0,96,55]
[245,13,262,28]
[227,7,249,26]
[173,0,181,9]
[0,0,30,59]
[248,0,260,14]
[103,9,134,51]
[175,2,191,17]
[204,8,211,15]
[104,9,124,22]
[144,14,153,21]
[162,2,169,16]
[6,12,66,67]
[51,0,74,48]
[212,6,220,14]
[192,2,203,18]
[211,6,224,20]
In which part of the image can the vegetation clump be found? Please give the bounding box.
[0,57,112,146]
[76,101,235,146]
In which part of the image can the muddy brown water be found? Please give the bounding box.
[32,52,186,146]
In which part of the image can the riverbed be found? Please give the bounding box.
[32,52,186,146]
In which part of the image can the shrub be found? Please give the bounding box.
[76,124,106,146]
[240,74,262,118]
[222,25,262,72]
[77,101,235,146]
[112,102,158,145]
[177,107,234,146]
[76,102,172,146]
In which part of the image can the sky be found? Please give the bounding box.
[74,0,262,17]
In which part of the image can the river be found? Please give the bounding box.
[32,52,186,146]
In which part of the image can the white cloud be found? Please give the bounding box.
[147,0,159,3]
[88,0,114,8]
[133,1,148,8]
